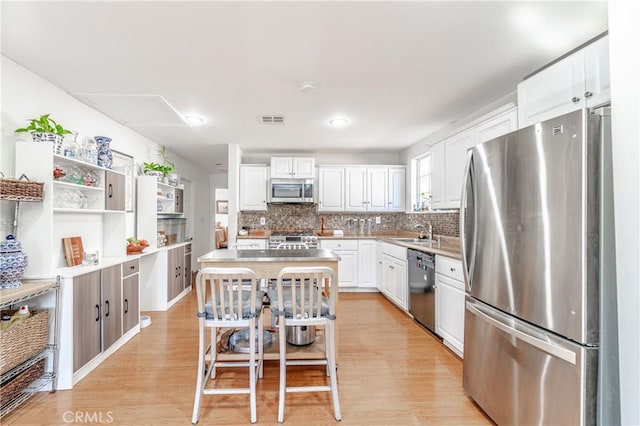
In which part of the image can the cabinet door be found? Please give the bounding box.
[73,271,102,372]
[392,257,408,311]
[105,170,126,211]
[367,167,388,211]
[358,240,377,288]
[387,167,406,212]
[102,264,122,350]
[270,157,293,178]
[239,165,268,211]
[174,188,184,213]
[184,251,192,290]
[435,274,465,357]
[375,242,384,291]
[122,274,139,334]
[345,167,367,211]
[335,250,358,288]
[584,35,610,108]
[475,109,518,146]
[430,141,445,210]
[292,157,315,178]
[168,246,185,301]
[381,255,394,298]
[318,167,345,211]
[445,130,473,208]
[517,51,584,128]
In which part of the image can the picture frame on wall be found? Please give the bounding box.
[216,200,228,214]
[110,149,135,212]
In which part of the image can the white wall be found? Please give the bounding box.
[0,55,212,262]
[609,1,640,424]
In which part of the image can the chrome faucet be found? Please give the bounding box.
[427,223,433,240]
[415,224,426,239]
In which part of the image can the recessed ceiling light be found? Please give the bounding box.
[184,114,205,126]
[329,117,349,127]
[299,81,318,94]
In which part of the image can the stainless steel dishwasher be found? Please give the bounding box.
[408,249,439,336]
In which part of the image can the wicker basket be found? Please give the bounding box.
[0,174,44,202]
[0,310,49,374]
[0,359,45,401]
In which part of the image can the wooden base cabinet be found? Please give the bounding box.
[122,259,140,334]
[167,245,186,302]
[73,265,123,373]
[73,271,101,373]
[183,244,192,290]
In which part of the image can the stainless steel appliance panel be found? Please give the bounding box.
[408,249,437,335]
[461,109,600,345]
[269,179,315,203]
[463,297,597,426]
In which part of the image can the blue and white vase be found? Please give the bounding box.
[0,235,29,289]
[94,136,113,169]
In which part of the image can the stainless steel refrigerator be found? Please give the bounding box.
[460,108,619,425]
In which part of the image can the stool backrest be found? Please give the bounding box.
[275,266,336,319]
[196,267,260,321]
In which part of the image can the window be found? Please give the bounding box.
[414,154,431,211]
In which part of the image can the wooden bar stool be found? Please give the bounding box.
[192,267,265,424]
[269,266,341,423]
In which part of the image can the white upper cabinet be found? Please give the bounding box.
[387,167,406,212]
[318,167,345,211]
[444,129,474,208]
[270,157,315,178]
[345,167,367,211]
[429,106,517,210]
[239,165,268,211]
[475,108,518,146]
[430,141,446,210]
[367,167,388,211]
[517,34,610,128]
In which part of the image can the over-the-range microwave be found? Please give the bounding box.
[268,179,315,203]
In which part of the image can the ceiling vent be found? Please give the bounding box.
[258,115,286,125]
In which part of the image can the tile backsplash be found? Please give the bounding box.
[239,204,460,237]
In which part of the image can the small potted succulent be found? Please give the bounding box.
[15,113,73,154]
[143,145,175,182]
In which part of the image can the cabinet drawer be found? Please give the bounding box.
[321,239,358,251]
[436,256,464,282]
[381,242,407,260]
[122,259,140,277]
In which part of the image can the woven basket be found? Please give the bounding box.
[0,359,45,401]
[0,174,44,202]
[0,310,49,373]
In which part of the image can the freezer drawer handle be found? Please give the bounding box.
[467,301,577,365]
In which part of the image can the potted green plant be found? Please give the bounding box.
[15,113,73,154]
[143,145,175,181]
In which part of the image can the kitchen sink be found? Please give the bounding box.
[391,237,435,244]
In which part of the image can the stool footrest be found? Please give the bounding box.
[203,388,251,395]
[286,385,331,393]
[286,359,328,366]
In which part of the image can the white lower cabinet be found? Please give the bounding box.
[380,243,408,311]
[435,256,465,357]
[357,240,377,289]
[320,239,358,288]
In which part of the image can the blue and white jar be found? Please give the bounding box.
[94,136,113,169]
[0,235,29,289]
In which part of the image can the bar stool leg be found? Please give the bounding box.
[277,315,287,423]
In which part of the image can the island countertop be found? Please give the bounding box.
[197,248,341,263]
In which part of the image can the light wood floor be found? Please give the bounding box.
[4,292,491,425]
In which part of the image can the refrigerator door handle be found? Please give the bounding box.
[466,300,577,365]
[460,149,473,291]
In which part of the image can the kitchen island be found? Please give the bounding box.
[196,248,340,361]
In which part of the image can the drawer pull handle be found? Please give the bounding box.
[95,304,100,322]
[124,299,129,314]
[105,300,110,317]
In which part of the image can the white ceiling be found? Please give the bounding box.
[1,1,608,173]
